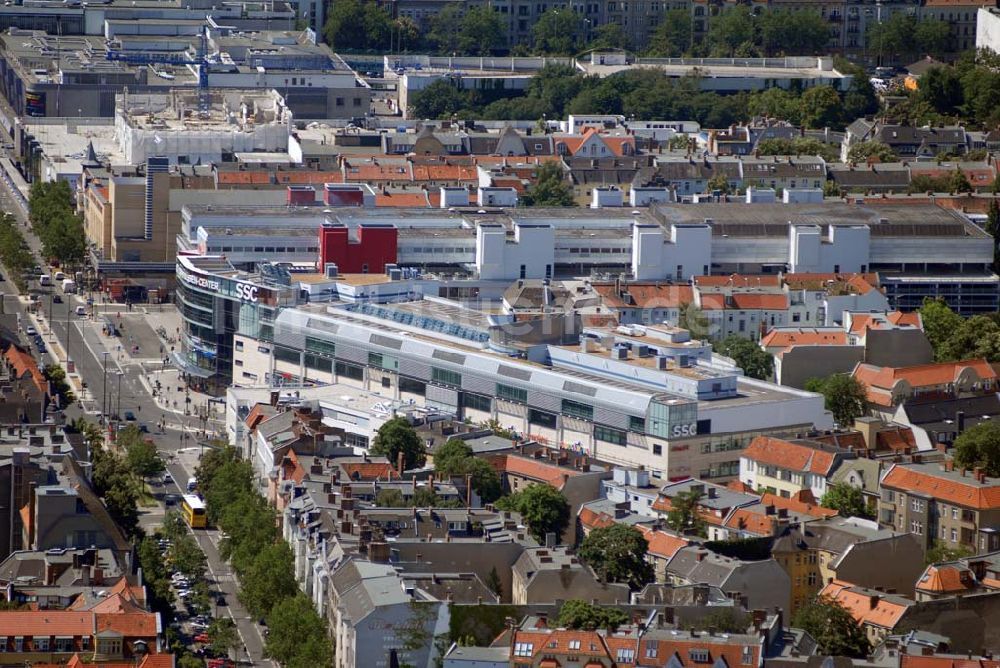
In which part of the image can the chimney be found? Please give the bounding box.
[397,450,405,476]
[957,411,966,434]
[708,487,717,499]
[869,595,880,610]
[26,482,37,549]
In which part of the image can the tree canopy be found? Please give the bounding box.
[579,524,654,589]
[557,599,629,630]
[805,374,868,427]
[496,484,570,543]
[665,489,705,536]
[713,335,773,380]
[371,417,427,470]
[820,482,873,520]
[954,421,1000,477]
[792,596,871,658]
[28,180,86,267]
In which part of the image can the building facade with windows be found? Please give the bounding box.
[227,297,831,480]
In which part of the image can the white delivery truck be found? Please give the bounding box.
[62,279,76,294]
[38,274,51,286]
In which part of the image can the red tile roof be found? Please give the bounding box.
[742,436,839,476]
[579,505,615,531]
[95,611,159,638]
[643,635,762,668]
[492,454,579,489]
[4,345,47,395]
[759,492,839,518]
[0,611,94,635]
[853,359,997,406]
[760,329,847,348]
[784,273,880,294]
[637,527,690,559]
[730,293,789,310]
[592,283,694,310]
[819,580,910,629]
[374,192,430,208]
[916,563,977,594]
[881,464,1000,510]
[510,627,636,667]
[900,656,1000,668]
[694,275,782,288]
[339,461,399,481]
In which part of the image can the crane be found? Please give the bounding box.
[105,26,212,114]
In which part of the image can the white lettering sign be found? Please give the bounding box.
[235,283,259,303]
[671,423,697,438]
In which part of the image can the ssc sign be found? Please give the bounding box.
[671,423,697,438]
[235,283,259,303]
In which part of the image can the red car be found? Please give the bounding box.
[207,660,229,668]
[194,633,210,643]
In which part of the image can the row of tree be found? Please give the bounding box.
[0,213,34,291]
[919,298,1000,363]
[195,446,333,667]
[409,63,877,132]
[27,180,86,267]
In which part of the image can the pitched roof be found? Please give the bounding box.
[592,283,694,310]
[694,274,782,288]
[492,454,579,489]
[579,505,616,532]
[637,526,690,559]
[760,328,848,348]
[916,563,978,595]
[881,464,1000,510]
[854,359,996,391]
[95,611,158,637]
[640,630,763,668]
[4,344,47,395]
[819,579,911,629]
[730,293,789,310]
[900,656,1000,668]
[0,611,94,635]
[741,436,841,476]
[339,461,399,481]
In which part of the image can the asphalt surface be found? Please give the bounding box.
[0,172,273,666]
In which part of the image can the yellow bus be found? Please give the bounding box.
[181,494,207,529]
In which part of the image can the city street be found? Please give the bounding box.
[0,172,273,666]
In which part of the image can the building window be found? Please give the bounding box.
[399,376,426,395]
[561,399,593,420]
[617,648,636,663]
[646,642,658,658]
[514,642,533,657]
[462,392,492,412]
[951,528,958,542]
[911,498,924,512]
[911,520,923,535]
[689,649,710,663]
[595,424,627,445]
[431,367,461,387]
[528,408,557,429]
[497,383,528,403]
[335,360,364,381]
[569,640,581,650]
[629,415,646,432]
[653,444,662,455]
[336,97,345,106]
[274,346,300,365]
[742,647,754,665]
[305,336,335,357]
[34,637,49,651]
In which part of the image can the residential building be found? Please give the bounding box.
[842,121,968,162]
[771,516,925,614]
[915,562,981,601]
[740,436,855,500]
[665,546,791,612]
[852,359,998,419]
[880,460,1000,555]
[818,579,914,646]
[510,547,630,605]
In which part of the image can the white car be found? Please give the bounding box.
[25,326,36,336]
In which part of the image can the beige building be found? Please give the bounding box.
[879,460,1000,555]
[510,546,629,605]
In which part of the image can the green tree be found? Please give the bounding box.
[708,7,755,57]
[954,421,1000,477]
[748,88,802,125]
[925,540,973,565]
[412,486,441,507]
[937,315,1000,362]
[458,7,507,56]
[178,653,206,668]
[758,10,830,56]
[533,9,583,54]
[168,534,208,580]
[799,85,842,129]
[485,566,503,598]
[647,9,692,57]
[756,137,838,162]
[408,79,474,119]
[918,67,964,116]
[706,173,730,194]
[793,597,871,658]
[523,162,574,206]
[919,298,963,355]
[375,488,406,507]
[497,484,570,543]
[137,536,174,617]
[867,13,917,62]
[207,618,239,658]
[588,23,632,51]
[323,0,392,51]
[987,199,1000,272]
[371,417,427,470]
[434,438,473,475]
[914,18,952,57]
[266,594,333,668]
[846,141,897,164]
[713,335,773,380]
[820,482,873,519]
[948,167,974,194]
[239,542,299,619]
[123,431,165,485]
[685,608,748,633]
[665,489,705,536]
[578,524,654,589]
[461,457,502,504]
[104,480,140,539]
[805,374,868,427]
[557,599,629,630]
[428,4,463,53]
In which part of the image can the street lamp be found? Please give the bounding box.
[116,370,124,420]
[101,351,110,420]
[65,296,72,372]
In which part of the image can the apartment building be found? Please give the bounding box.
[739,436,856,500]
[879,460,1000,555]
[818,579,914,646]
[852,359,998,419]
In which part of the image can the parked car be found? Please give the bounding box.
[52,294,62,304]
[194,633,210,643]
[124,410,136,421]
[25,326,36,336]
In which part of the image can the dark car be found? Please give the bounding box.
[164,494,179,507]
[124,410,136,421]
[215,596,227,607]
[52,294,62,303]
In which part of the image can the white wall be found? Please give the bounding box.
[977,8,1000,53]
[789,225,870,273]
[632,223,712,281]
[475,223,555,280]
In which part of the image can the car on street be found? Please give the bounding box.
[215,596,226,607]
[25,326,36,336]
[162,472,173,484]
[139,424,149,433]
[52,294,62,303]
[36,341,45,354]
[194,634,210,643]
[124,410,136,421]
[75,305,86,316]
